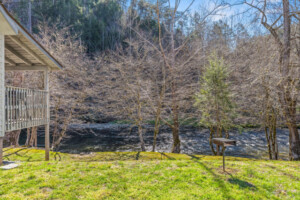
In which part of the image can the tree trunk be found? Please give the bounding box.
[25,128,31,146]
[215,98,221,155]
[170,70,180,153]
[281,88,300,160]
[14,130,21,147]
[152,132,157,152]
[171,126,180,153]
[288,123,300,160]
[152,121,159,152]
[34,127,37,147]
[26,127,38,147]
[29,127,37,147]
[6,130,21,147]
[216,126,223,156]
[271,116,278,160]
[136,86,146,152]
[281,0,300,160]
[171,103,180,153]
[152,105,162,152]
[170,83,180,154]
[265,127,273,160]
[209,127,217,155]
[216,126,220,156]
[138,124,146,151]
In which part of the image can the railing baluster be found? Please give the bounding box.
[5,88,7,131]
[14,89,16,129]
[25,89,28,128]
[16,88,18,130]
[30,89,32,128]
[21,88,23,128]
[13,88,15,130]
[10,88,12,131]
[9,87,11,131]
[11,88,13,130]
[33,90,35,127]
[17,88,19,129]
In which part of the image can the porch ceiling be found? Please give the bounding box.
[4,34,57,71]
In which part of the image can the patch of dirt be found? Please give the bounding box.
[280,172,300,181]
[264,164,300,181]
[40,187,53,193]
[71,152,96,158]
[215,166,240,175]
[275,189,287,196]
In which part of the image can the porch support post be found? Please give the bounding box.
[0,34,5,165]
[44,68,50,161]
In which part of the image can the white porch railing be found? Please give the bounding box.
[5,86,48,132]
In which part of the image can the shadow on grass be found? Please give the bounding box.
[3,147,34,161]
[136,152,140,160]
[188,154,206,160]
[159,153,176,160]
[186,154,233,199]
[187,154,258,197]
[227,177,257,189]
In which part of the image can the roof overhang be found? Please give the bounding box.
[0,5,18,35]
[0,4,63,71]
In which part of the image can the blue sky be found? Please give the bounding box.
[170,0,247,21]
[129,0,249,22]
[168,0,266,35]
[136,0,286,35]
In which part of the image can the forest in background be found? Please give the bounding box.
[2,0,300,159]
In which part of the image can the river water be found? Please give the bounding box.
[56,123,291,160]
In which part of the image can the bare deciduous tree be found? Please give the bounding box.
[245,0,300,160]
[101,40,158,151]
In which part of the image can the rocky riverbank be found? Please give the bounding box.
[56,123,290,160]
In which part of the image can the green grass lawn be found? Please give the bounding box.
[0,148,299,200]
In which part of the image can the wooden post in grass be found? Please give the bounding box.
[44,69,50,161]
[223,148,226,172]
[0,137,3,165]
[212,138,237,172]
[0,34,5,165]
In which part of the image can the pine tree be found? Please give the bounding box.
[195,53,236,156]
